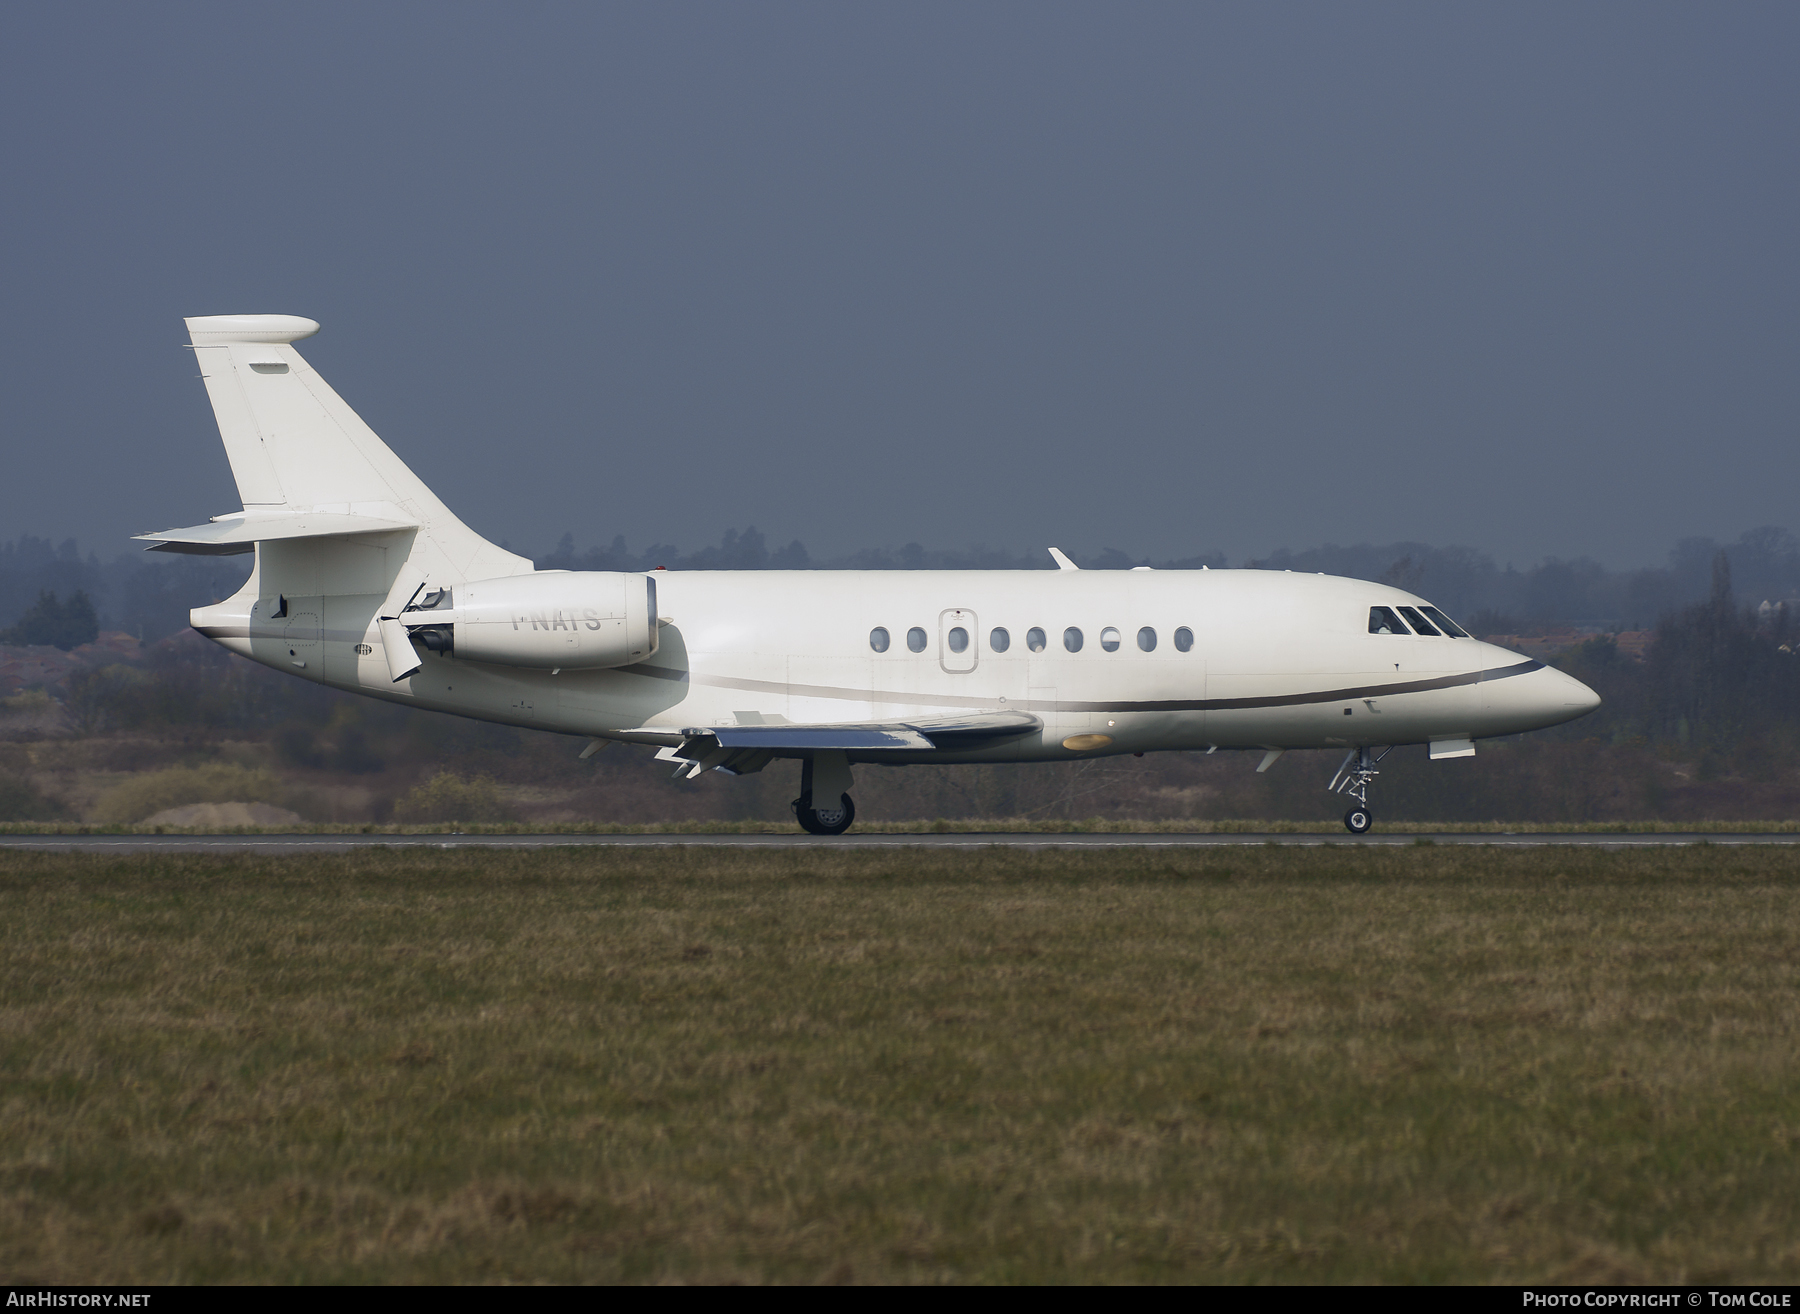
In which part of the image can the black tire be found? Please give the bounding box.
[793,795,824,834]
[1344,806,1372,835]
[793,793,856,836]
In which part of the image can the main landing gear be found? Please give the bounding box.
[1329,746,1390,835]
[793,752,857,835]
[794,792,856,835]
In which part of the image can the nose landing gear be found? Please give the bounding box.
[1330,746,1390,834]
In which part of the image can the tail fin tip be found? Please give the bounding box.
[185,314,320,345]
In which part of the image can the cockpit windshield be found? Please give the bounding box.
[1369,606,1408,635]
[1370,603,1472,637]
[1397,606,1439,635]
[1418,605,1469,637]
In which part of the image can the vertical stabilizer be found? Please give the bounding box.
[184,314,531,585]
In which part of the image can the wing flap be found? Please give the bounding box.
[899,710,1044,744]
[708,726,934,750]
[673,712,1044,752]
[600,711,1043,765]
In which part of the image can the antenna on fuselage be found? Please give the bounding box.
[1047,547,1079,571]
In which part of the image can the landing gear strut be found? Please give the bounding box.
[792,753,857,835]
[1329,746,1390,834]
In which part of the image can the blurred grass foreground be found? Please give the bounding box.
[4,845,1799,1283]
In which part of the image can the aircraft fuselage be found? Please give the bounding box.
[197,564,1597,763]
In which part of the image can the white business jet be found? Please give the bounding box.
[143,315,1600,834]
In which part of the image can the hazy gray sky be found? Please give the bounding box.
[3,3,1795,569]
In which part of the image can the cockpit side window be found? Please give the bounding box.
[1397,606,1439,636]
[1368,606,1409,635]
[1418,605,1470,637]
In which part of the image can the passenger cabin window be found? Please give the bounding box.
[947,626,969,653]
[1137,626,1157,652]
[1397,606,1439,636]
[1027,627,1047,653]
[1174,626,1194,652]
[907,626,927,652]
[1419,606,1470,637]
[1369,606,1409,635]
[1063,627,1084,653]
[1100,627,1121,652]
[869,626,890,653]
[990,627,1010,653]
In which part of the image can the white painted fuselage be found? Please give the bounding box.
[196,564,1597,763]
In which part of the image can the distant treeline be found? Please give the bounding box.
[1551,555,1800,763]
[7,524,1800,646]
[0,589,99,650]
[0,536,251,648]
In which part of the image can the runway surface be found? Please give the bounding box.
[2,832,1797,853]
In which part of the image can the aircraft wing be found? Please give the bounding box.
[633,710,1042,777]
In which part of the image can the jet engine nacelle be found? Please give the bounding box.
[408,571,659,670]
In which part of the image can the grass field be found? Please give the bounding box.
[3,846,1798,1283]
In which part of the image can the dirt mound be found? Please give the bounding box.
[141,801,305,828]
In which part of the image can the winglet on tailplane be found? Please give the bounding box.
[138,315,531,587]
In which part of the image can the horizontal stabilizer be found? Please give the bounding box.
[135,510,419,555]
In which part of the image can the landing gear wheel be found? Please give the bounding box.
[1344,806,1372,835]
[793,793,856,836]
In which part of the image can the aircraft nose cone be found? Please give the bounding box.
[1548,665,1601,714]
[1482,660,1602,734]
